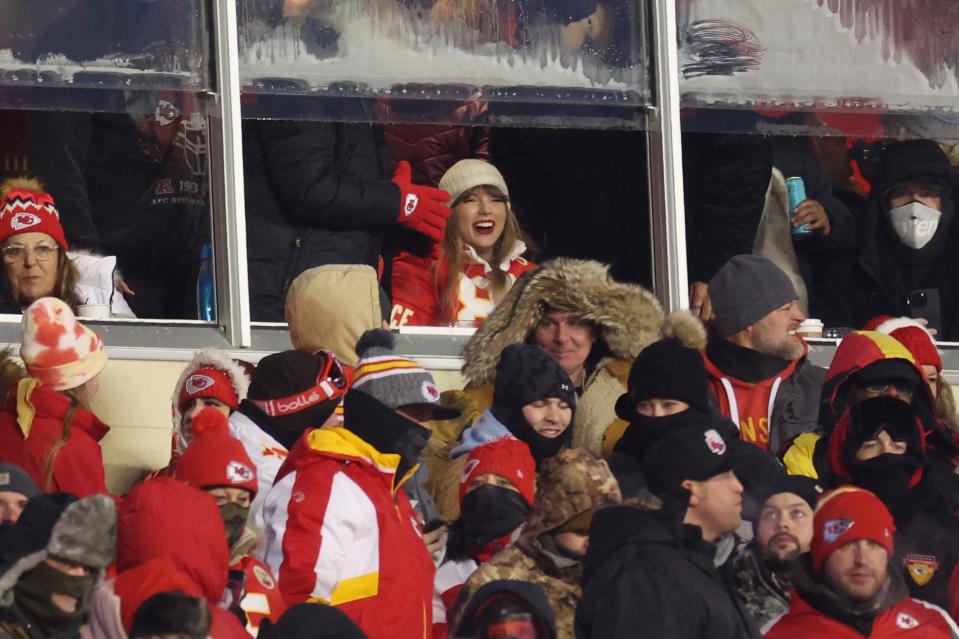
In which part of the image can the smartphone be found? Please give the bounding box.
[906,289,942,336]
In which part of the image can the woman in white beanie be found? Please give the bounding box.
[0,297,110,497]
[391,159,535,327]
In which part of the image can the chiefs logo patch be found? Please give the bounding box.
[10,212,41,231]
[226,460,255,484]
[904,554,939,587]
[896,612,919,629]
[253,564,276,590]
[404,193,419,216]
[703,429,727,455]
[823,518,854,544]
[421,381,440,402]
[461,459,480,484]
[185,374,215,395]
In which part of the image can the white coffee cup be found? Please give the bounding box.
[795,318,824,338]
[76,304,110,319]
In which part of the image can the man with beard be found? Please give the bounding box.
[764,486,959,638]
[820,395,959,620]
[730,475,822,628]
[704,255,825,453]
[262,329,458,639]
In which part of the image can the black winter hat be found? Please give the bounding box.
[873,140,959,195]
[851,359,921,389]
[493,343,577,411]
[247,350,344,433]
[615,338,709,420]
[259,603,367,639]
[457,580,557,639]
[641,424,738,496]
[758,475,824,510]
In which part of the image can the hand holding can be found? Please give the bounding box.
[786,177,813,238]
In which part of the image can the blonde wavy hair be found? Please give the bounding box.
[436,184,531,323]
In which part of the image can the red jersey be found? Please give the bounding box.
[391,242,534,327]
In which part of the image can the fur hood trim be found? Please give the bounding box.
[874,316,933,337]
[462,259,664,384]
[662,310,708,350]
[172,349,251,444]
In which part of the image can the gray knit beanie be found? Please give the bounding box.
[708,255,798,338]
[0,463,38,499]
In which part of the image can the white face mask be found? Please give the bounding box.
[888,201,942,249]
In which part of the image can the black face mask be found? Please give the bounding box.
[343,390,433,484]
[459,485,531,560]
[14,561,96,635]
[220,503,250,551]
[490,405,569,467]
[850,453,921,510]
[614,410,705,461]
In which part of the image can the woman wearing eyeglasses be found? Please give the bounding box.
[0,177,133,317]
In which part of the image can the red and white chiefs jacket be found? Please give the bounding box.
[230,555,286,636]
[228,409,289,534]
[262,427,435,639]
[763,592,959,638]
[390,241,534,327]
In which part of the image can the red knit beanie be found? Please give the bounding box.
[873,317,942,372]
[459,438,536,507]
[0,180,68,250]
[811,486,895,575]
[175,408,258,497]
[177,367,241,413]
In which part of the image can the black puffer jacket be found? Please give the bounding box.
[575,496,761,639]
[243,119,400,321]
[817,140,959,339]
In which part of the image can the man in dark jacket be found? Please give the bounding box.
[575,424,759,639]
[764,486,959,638]
[704,255,825,455]
[818,140,959,340]
[730,475,822,629]
[242,119,451,320]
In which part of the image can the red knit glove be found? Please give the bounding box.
[392,161,452,242]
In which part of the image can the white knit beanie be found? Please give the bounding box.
[438,160,509,206]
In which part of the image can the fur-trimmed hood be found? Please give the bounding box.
[462,259,665,384]
[172,349,251,454]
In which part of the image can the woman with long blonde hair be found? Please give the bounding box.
[0,297,110,496]
[391,159,535,327]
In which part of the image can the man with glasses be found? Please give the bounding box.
[816,396,959,620]
[818,139,959,340]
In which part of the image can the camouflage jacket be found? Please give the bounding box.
[450,536,582,639]
[730,545,791,630]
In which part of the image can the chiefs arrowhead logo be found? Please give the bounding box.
[421,381,439,402]
[185,374,215,395]
[704,429,727,455]
[904,554,939,587]
[225,460,255,484]
[10,212,41,231]
[404,193,419,216]
[896,612,919,629]
[253,565,276,590]
[823,518,854,544]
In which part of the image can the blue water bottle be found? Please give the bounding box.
[197,244,215,321]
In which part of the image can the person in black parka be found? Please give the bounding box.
[817,140,959,339]
[576,425,761,639]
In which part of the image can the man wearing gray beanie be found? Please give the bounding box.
[703,255,824,455]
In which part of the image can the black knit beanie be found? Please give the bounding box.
[247,350,341,435]
[615,338,709,420]
[493,343,578,410]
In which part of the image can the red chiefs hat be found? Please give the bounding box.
[0,179,68,249]
[178,367,241,413]
[811,486,895,575]
[175,408,258,497]
[872,317,942,373]
[459,438,536,507]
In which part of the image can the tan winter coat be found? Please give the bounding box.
[433,259,665,454]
